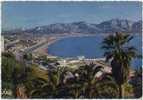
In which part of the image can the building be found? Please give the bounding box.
[77,56,85,60]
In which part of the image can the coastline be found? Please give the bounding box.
[32,37,59,56]
[31,33,141,58]
[32,33,100,56]
[30,33,136,77]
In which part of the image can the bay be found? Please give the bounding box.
[48,35,142,69]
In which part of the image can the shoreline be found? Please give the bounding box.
[31,33,141,57]
[32,33,100,56]
[32,37,59,56]
[31,33,137,76]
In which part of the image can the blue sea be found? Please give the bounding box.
[48,35,142,69]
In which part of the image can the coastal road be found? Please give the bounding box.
[23,39,49,53]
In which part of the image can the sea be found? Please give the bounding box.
[48,35,142,69]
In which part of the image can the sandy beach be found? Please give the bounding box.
[31,33,99,56]
[32,36,58,56]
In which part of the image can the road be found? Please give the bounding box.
[5,40,20,48]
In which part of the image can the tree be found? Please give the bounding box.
[2,52,25,98]
[28,78,49,98]
[72,63,96,98]
[102,32,137,98]
[23,62,119,98]
[29,67,67,98]
[89,73,119,98]
[74,64,119,98]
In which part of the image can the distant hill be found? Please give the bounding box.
[2,19,142,35]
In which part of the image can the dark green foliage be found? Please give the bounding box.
[28,64,119,98]
[2,52,25,98]
[2,52,119,98]
[102,32,137,98]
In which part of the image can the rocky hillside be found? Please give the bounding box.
[3,19,142,35]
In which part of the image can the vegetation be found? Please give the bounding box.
[24,64,119,98]
[2,33,141,98]
[131,67,142,98]
[102,32,138,98]
[2,52,25,98]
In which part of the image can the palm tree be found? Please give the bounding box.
[26,66,71,98]
[30,67,69,98]
[93,73,119,98]
[74,63,118,98]
[27,63,119,98]
[29,78,49,98]
[72,63,94,98]
[76,63,97,82]
[101,32,137,98]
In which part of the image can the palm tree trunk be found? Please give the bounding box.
[119,84,124,98]
[13,84,17,98]
[119,85,122,98]
[74,89,79,98]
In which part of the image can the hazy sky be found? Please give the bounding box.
[2,1,142,30]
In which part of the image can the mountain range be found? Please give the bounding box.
[3,19,142,35]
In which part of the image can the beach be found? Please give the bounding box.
[31,33,99,56]
[32,36,59,56]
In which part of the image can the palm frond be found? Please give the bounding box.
[93,66,104,75]
[104,51,113,62]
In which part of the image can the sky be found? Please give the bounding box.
[2,1,142,30]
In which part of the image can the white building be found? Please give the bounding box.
[77,56,85,60]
